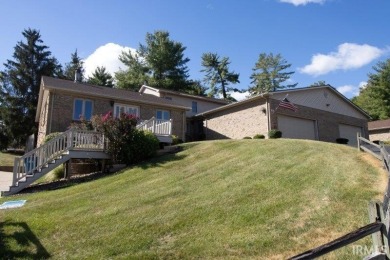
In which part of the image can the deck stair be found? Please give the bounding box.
[1,130,110,196]
[1,118,173,196]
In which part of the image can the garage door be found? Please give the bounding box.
[277,115,317,140]
[339,124,362,146]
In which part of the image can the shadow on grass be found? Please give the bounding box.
[0,221,50,259]
[18,144,193,194]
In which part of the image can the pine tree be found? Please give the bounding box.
[87,66,114,88]
[249,53,297,95]
[201,52,240,99]
[116,31,190,91]
[0,28,62,146]
[63,49,84,81]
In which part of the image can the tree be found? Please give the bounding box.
[87,66,114,87]
[309,80,329,87]
[201,53,240,99]
[249,53,297,95]
[0,28,62,146]
[116,30,190,91]
[63,49,84,81]
[352,59,390,120]
[185,80,208,96]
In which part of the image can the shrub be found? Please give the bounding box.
[91,111,159,165]
[336,138,349,144]
[268,129,282,139]
[44,164,64,181]
[43,132,62,144]
[172,135,183,145]
[243,136,252,139]
[253,134,265,139]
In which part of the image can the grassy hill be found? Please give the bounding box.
[0,139,386,259]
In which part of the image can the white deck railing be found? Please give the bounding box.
[136,117,172,135]
[12,130,106,186]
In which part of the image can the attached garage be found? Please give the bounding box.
[277,115,317,140]
[339,124,362,146]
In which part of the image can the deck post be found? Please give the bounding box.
[357,132,361,151]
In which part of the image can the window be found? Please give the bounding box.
[192,101,198,113]
[156,110,170,121]
[73,99,93,120]
[114,104,139,118]
[164,96,172,100]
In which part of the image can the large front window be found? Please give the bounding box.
[156,110,170,120]
[73,99,93,120]
[114,104,139,118]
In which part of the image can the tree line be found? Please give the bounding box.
[1,28,389,148]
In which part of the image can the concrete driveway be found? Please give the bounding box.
[0,171,13,192]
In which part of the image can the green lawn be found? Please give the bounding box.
[0,151,18,166]
[0,139,385,259]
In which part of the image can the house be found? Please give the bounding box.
[139,85,229,141]
[196,85,370,146]
[35,76,191,147]
[368,119,390,142]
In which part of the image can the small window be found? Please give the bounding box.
[156,110,170,121]
[192,101,198,113]
[114,104,139,118]
[73,99,93,120]
[165,96,172,100]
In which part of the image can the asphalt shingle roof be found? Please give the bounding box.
[41,76,190,110]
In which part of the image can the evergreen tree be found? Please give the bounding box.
[352,59,390,120]
[63,49,84,81]
[87,66,114,87]
[201,52,240,99]
[0,28,62,146]
[249,53,297,95]
[116,31,190,91]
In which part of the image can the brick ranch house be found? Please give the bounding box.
[196,85,370,146]
[35,76,191,147]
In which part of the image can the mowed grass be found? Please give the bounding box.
[0,139,386,259]
[0,151,18,166]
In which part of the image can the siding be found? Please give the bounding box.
[269,98,369,143]
[272,88,367,119]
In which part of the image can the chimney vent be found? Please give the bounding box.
[74,68,82,83]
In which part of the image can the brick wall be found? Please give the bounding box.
[39,91,186,144]
[204,99,269,140]
[369,130,390,142]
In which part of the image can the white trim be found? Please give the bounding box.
[114,103,140,118]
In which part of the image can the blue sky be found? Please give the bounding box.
[1,0,389,99]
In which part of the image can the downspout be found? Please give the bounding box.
[182,111,186,141]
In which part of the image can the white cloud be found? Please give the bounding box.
[299,43,386,76]
[359,81,368,89]
[336,81,367,98]
[229,91,250,101]
[83,43,136,78]
[279,0,326,6]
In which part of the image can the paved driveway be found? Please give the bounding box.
[0,171,13,192]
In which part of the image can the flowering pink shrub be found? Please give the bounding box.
[91,111,158,164]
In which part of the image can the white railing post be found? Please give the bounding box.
[12,158,19,186]
[169,119,172,135]
[357,132,361,151]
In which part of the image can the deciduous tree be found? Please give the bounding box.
[352,59,390,120]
